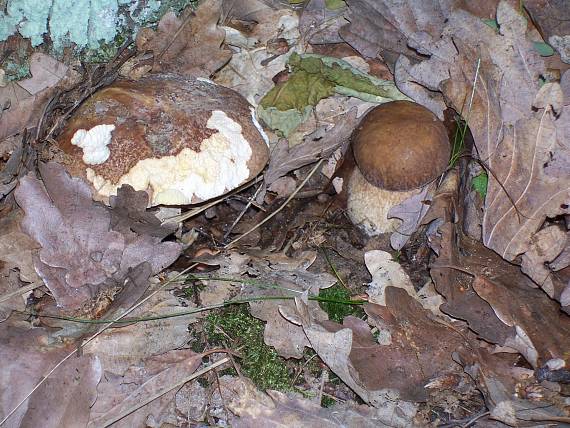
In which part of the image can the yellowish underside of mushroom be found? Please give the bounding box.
[85,110,253,206]
[346,168,420,236]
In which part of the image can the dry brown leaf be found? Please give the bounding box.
[428,173,570,369]
[83,287,197,375]
[14,162,181,309]
[456,346,568,425]
[229,381,422,428]
[387,184,433,250]
[0,53,68,140]
[136,0,231,78]
[0,324,101,427]
[264,108,358,185]
[88,349,202,428]
[293,289,469,405]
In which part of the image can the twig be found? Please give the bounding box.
[223,183,263,240]
[100,356,230,428]
[224,159,324,249]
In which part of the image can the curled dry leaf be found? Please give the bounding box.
[229,380,423,428]
[428,172,570,368]
[14,162,181,309]
[136,0,231,78]
[455,347,568,425]
[387,184,433,251]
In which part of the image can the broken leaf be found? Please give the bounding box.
[0,53,68,140]
[136,0,231,78]
[258,53,408,135]
[14,162,181,309]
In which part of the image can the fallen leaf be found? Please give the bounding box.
[456,346,568,425]
[228,378,422,428]
[0,323,101,427]
[83,286,197,375]
[299,0,347,45]
[524,0,570,63]
[264,108,358,185]
[88,349,202,428]
[14,162,181,309]
[0,53,68,140]
[136,0,232,78]
[294,287,469,404]
[387,184,433,251]
[428,172,570,368]
[363,250,416,306]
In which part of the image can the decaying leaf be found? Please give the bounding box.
[88,349,202,428]
[136,0,231,78]
[14,162,181,309]
[83,286,197,375]
[227,376,421,428]
[525,0,570,63]
[0,324,101,427]
[299,0,347,45]
[294,288,469,405]
[363,250,416,306]
[456,347,568,425]
[0,53,68,140]
[264,108,358,185]
[243,251,336,359]
[258,53,408,136]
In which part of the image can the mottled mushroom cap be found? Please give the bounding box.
[352,101,450,191]
[58,74,269,206]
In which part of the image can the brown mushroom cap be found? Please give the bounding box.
[352,100,450,191]
[58,74,269,206]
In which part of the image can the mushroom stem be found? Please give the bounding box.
[346,167,420,236]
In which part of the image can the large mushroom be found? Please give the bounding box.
[57,74,270,206]
[346,100,450,236]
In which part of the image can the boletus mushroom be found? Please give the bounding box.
[57,74,269,206]
[346,100,450,236]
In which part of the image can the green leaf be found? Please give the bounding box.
[325,0,346,10]
[482,18,499,31]
[533,41,555,57]
[472,172,488,199]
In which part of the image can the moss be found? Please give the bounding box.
[204,305,292,391]
[321,395,336,407]
[318,283,364,323]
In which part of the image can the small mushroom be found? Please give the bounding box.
[58,74,270,206]
[346,100,450,236]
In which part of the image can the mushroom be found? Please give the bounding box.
[57,74,270,206]
[346,100,450,236]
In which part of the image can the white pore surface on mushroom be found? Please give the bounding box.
[346,168,420,236]
[71,124,115,165]
[86,110,253,205]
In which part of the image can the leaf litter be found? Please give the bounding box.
[1,0,570,427]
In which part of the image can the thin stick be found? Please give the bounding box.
[100,357,230,428]
[163,176,263,225]
[0,282,41,304]
[223,183,263,240]
[0,263,198,427]
[224,159,324,249]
